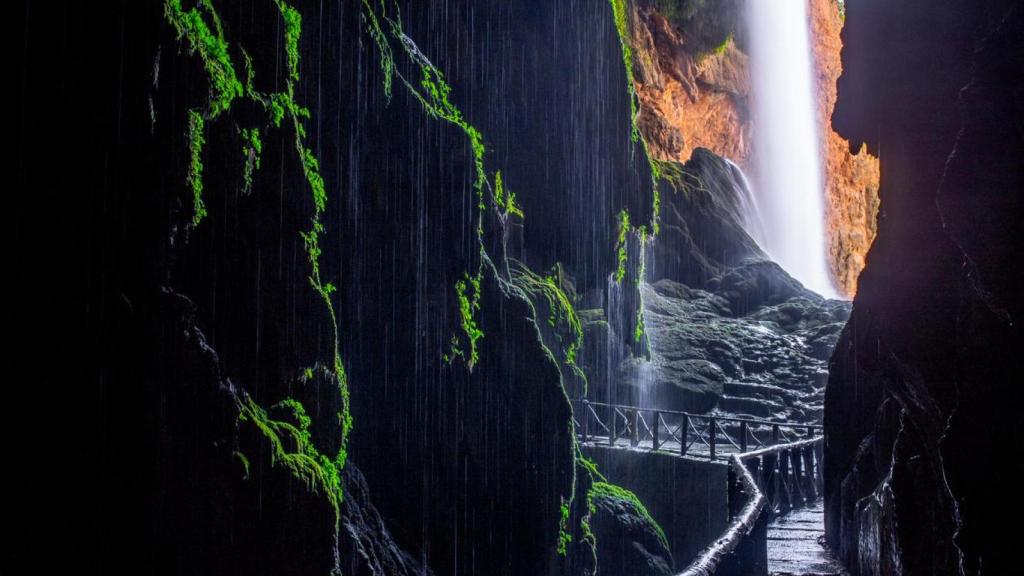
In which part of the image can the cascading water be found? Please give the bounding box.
[725,157,768,248]
[747,0,838,298]
[606,235,656,409]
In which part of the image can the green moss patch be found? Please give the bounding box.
[589,481,669,550]
[164,0,353,498]
[238,394,344,523]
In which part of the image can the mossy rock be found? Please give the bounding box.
[589,482,673,576]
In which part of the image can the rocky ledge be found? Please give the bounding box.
[626,279,848,422]
[582,148,850,423]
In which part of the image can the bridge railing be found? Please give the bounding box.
[572,399,824,576]
[678,437,824,576]
[573,399,820,459]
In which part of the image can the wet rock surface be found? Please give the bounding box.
[623,280,847,422]
[340,465,434,576]
[11,1,655,574]
[586,147,850,422]
[630,0,751,167]
[825,2,1024,575]
[590,483,674,576]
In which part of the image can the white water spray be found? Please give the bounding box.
[724,157,768,248]
[747,0,838,298]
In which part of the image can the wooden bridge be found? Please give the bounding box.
[574,400,847,576]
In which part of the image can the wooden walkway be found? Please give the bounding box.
[767,501,847,576]
[574,400,820,462]
[575,399,848,576]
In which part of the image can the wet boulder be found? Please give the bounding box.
[590,482,674,576]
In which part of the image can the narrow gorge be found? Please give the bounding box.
[9,2,1021,576]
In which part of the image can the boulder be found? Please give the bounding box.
[590,482,674,576]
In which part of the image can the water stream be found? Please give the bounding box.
[747,0,838,298]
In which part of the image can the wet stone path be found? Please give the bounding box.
[767,501,848,576]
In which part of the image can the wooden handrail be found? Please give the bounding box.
[572,399,825,575]
[677,436,824,576]
[576,399,823,430]
[679,451,766,576]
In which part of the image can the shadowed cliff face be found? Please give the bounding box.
[627,0,880,297]
[825,2,1024,575]
[10,0,657,574]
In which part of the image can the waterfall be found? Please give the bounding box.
[747,0,838,298]
[724,157,768,249]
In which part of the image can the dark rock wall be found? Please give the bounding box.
[825,1,1024,574]
[583,445,729,571]
[338,1,655,573]
[589,482,674,576]
[10,0,656,575]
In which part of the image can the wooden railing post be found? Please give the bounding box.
[652,411,661,450]
[802,445,818,501]
[727,465,741,521]
[740,421,748,453]
[790,448,806,507]
[631,410,640,447]
[709,417,718,460]
[680,414,689,456]
[771,424,780,446]
[778,449,792,514]
[762,452,778,515]
[609,406,616,446]
[747,457,761,492]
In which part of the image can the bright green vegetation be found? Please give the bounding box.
[274,0,303,81]
[604,0,684,350]
[557,498,573,556]
[165,0,245,226]
[608,0,640,143]
[589,481,669,550]
[557,444,595,562]
[233,450,251,479]
[267,0,353,469]
[579,455,606,482]
[606,0,663,239]
[635,306,646,343]
[360,0,395,101]
[449,274,484,370]
[494,171,524,218]
[240,127,262,193]
[164,0,243,117]
[360,2,596,559]
[360,0,534,372]
[186,110,207,226]
[650,164,662,235]
[713,33,733,56]
[510,261,585,381]
[615,210,631,283]
[237,394,344,522]
[652,158,686,192]
[634,229,648,343]
[164,0,353,499]
[612,209,650,345]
